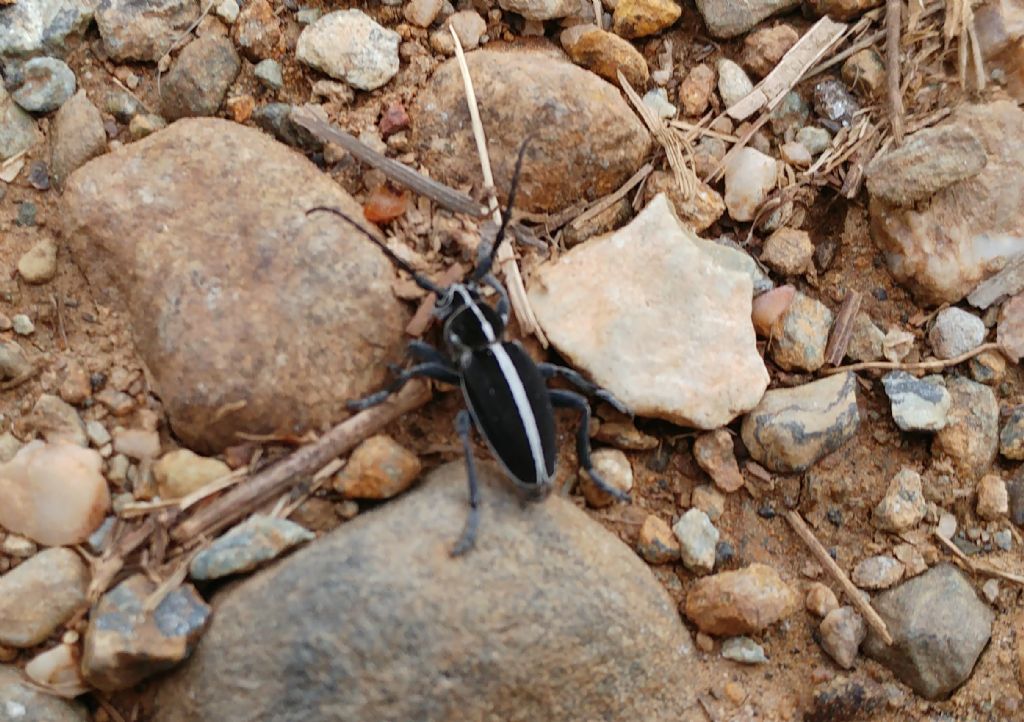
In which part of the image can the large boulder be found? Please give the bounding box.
[411,46,651,213]
[151,462,698,721]
[61,119,407,453]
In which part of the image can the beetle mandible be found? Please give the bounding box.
[309,140,631,556]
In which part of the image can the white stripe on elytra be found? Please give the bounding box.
[454,285,496,343]
[491,343,548,485]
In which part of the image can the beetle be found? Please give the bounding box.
[309,141,630,556]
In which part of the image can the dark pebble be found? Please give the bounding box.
[90,372,107,391]
[715,540,734,566]
[1008,479,1024,528]
[827,508,843,526]
[27,160,49,190]
[872,287,888,301]
[758,504,776,519]
[16,202,36,226]
[252,103,321,151]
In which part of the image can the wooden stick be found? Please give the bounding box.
[449,26,549,348]
[824,289,862,366]
[786,510,894,645]
[934,532,1024,586]
[290,108,485,217]
[823,341,1005,375]
[170,380,431,543]
[885,0,905,145]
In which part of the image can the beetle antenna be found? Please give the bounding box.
[307,206,445,295]
[471,136,532,282]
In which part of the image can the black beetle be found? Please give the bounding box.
[310,141,631,555]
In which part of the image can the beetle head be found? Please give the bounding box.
[440,283,505,352]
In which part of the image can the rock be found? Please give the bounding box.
[529,195,768,428]
[579,447,633,508]
[296,9,399,91]
[771,90,810,136]
[762,227,813,276]
[969,255,1024,310]
[153,449,231,499]
[820,607,866,669]
[863,564,993,699]
[806,676,888,722]
[214,0,238,23]
[721,636,767,664]
[693,429,744,492]
[332,435,421,500]
[0,0,94,58]
[814,78,859,127]
[807,0,883,20]
[0,664,87,722]
[404,0,443,26]
[637,514,681,564]
[893,542,927,577]
[189,515,314,581]
[83,574,210,691]
[806,582,839,617]
[741,24,799,78]
[716,58,753,108]
[1002,406,1024,459]
[498,0,579,20]
[933,377,999,480]
[771,292,834,372]
[870,102,1024,305]
[741,373,860,473]
[691,484,725,521]
[685,563,798,636]
[612,0,681,38]
[0,548,88,648]
[112,428,159,460]
[798,125,832,155]
[673,508,719,574]
[780,141,812,166]
[411,48,650,214]
[128,113,167,140]
[12,314,34,336]
[160,35,240,120]
[561,25,649,89]
[842,48,885,97]
[937,512,958,539]
[24,642,88,698]
[151,462,697,721]
[872,467,926,532]
[641,169,724,232]
[1010,479,1024,527]
[592,420,658,450]
[694,0,800,38]
[679,63,716,116]
[62,119,407,453]
[852,555,904,590]
[928,307,987,359]
[23,393,87,446]
[231,0,283,61]
[977,473,1009,520]
[17,238,57,284]
[48,90,105,190]
[643,87,677,119]
[9,57,76,113]
[998,292,1024,361]
[0,86,40,160]
[0,441,108,546]
[881,371,951,432]
[448,10,486,49]
[253,58,284,90]
[723,147,777,222]
[96,0,200,62]
[0,340,32,381]
[752,284,796,336]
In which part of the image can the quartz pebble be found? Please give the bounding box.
[0,441,108,546]
[771,292,834,372]
[154,448,231,499]
[852,555,905,590]
[0,548,88,648]
[723,147,777,222]
[189,515,315,581]
[404,0,443,26]
[684,563,799,635]
[673,508,718,574]
[636,514,681,564]
[976,474,1009,520]
[679,63,715,116]
[24,641,88,698]
[112,427,160,460]
[721,636,767,664]
[761,227,813,276]
[872,468,926,532]
[693,429,744,492]
[17,238,57,284]
[579,448,633,508]
[819,606,866,669]
[296,10,400,91]
[716,58,753,108]
[333,435,421,500]
[805,582,840,617]
[881,371,950,432]
[929,307,987,359]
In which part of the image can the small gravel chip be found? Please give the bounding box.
[721,636,767,664]
[12,314,34,335]
[254,59,284,90]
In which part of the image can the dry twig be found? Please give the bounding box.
[171,380,431,543]
[934,532,1024,586]
[824,289,863,365]
[786,510,894,645]
[886,0,905,144]
[449,25,549,347]
[824,341,1005,375]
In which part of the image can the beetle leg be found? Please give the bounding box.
[450,409,481,557]
[347,362,460,412]
[480,273,510,323]
[405,340,449,365]
[549,389,631,503]
[539,364,631,416]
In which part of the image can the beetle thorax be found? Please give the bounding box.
[441,284,506,352]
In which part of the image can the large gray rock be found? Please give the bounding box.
[152,462,698,722]
[411,47,650,214]
[529,194,769,429]
[695,0,801,38]
[863,564,993,700]
[0,665,87,721]
[0,0,94,58]
[61,119,408,453]
[160,35,241,120]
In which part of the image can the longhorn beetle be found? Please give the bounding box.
[309,141,631,556]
